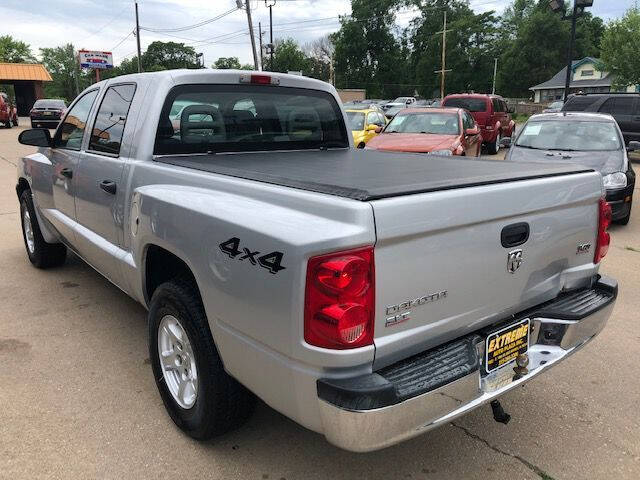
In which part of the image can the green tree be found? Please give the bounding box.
[332,0,405,98]
[212,57,253,69]
[144,41,201,70]
[600,8,640,89]
[497,1,606,98]
[0,35,35,63]
[407,0,500,98]
[213,57,241,69]
[39,43,86,101]
[304,36,334,82]
[270,38,310,74]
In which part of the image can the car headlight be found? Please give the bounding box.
[428,149,453,156]
[603,172,627,189]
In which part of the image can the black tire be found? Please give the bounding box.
[357,142,365,149]
[616,200,632,225]
[488,131,501,155]
[5,117,12,129]
[19,190,67,268]
[13,116,18,127]
[148,278,255,440]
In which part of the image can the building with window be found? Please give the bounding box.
[530,57,638,103]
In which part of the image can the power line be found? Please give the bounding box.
[141,7,239,33]
[110,30,134,51]
[77,5,130,45]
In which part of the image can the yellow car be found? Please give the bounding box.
[345,108,387,148]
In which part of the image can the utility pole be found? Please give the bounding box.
[492,58,498,95]
[135,1,143,72]
[434,11,452,100]
[242,0,259,70]
[266,0,276,70]
[258,22,264,71]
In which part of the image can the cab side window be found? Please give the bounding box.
[599,97,635,116]
[463,112,474,130]
[89,84,136,155]
[55,89,99,150]
[366,112,379,126]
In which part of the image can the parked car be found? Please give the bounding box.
[346,108,386,148]
[382,96,416,111]
[383,105,406,119]
[442,94,515,155]
[562,93,640,145]
[413,99,432,107]
[542,100,564,113]
[30,99,67,128]
[0,92,19,128]
[16,69,616,452]
[504,112,635,225]
[342,101,385,115]
[366,107,482,156]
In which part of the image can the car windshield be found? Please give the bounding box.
[392,97,410,103]
[155,84,349,155]
[548,101,563,109]
[443,97,487,112]
[515,120,622,151]
[385,112,459,135]
[34,99,66,108]
[346,111,365,130]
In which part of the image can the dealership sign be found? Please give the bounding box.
[78,50,114,70]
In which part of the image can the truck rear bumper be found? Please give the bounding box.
[317,275,617,452]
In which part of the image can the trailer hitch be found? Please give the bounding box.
[490,400,511,424]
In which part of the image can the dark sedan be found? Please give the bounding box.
[504,112,636,225]
[30,99,67,128]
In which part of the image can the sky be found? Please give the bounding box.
[2,0,636,66]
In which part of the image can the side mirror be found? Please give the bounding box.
[627,141,640,152]
[500,137,512,148]
[406,99,412,105]
[18,128,52,147]
[465,126,480,136]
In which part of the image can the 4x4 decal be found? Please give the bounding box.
[219,237,286,275]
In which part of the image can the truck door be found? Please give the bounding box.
[74,83,136,285]
[46,89,100,245]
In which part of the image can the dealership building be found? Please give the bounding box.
[0,63,52,115]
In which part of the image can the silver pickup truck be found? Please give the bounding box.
[16,70,617,452]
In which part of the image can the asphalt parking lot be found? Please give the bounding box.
[1,120,639,480]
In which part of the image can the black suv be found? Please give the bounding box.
[562,93,640,145]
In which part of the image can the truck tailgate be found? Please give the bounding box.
[371,171,603,368]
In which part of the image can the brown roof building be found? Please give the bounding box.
[0,63,52,115]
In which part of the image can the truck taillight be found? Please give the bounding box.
[594,197,612,264]
[304,247,375,349]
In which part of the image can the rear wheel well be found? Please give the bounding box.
[144,245,200,305]
[16,178,30,199]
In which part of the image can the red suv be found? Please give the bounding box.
[442,94,514,154]
[0,93,19,128]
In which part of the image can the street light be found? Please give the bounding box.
[549,0,564,12]
[549,0,595,101]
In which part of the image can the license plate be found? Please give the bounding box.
[43,111,52,115]
[485,318,530,373]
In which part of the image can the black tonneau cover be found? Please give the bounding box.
[155,149,593,201]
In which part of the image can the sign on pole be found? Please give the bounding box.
[78,50,114,70]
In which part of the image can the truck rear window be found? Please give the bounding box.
[442,98,487,112]
[154,84,349,155]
